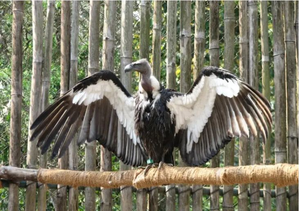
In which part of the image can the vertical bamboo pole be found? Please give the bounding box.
[248,1,260,210]
[284,2,298,211]
[179,1,192,211]
[180,0,192,93]
[193,0,205,78]
[272,2,287,211]
[209,1,220,210]
[68,1,80,210]
[39,1,55,210]
[8,2,24,211]
[260,2,271,211]
[120,1,133,210]
[166,1,177,91]
[138,1,151,210]
[238,2,249,210]
[223,2,235,210]
[140,0,150,60]
[101,1,116,210]
[86,1,101,210]
[150,1,162,210]
[192,1,205,209]
[152,0,162,80]
[166,2,177,210]
[26,1,43,210]
[57,1,71,210]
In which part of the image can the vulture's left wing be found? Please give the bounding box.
[30,70,147,167]
[167,66,271,166]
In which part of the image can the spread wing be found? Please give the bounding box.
[30,70,147,167]
[168,66,272,166]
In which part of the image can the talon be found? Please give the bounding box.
[158,162,164,169]
[158,162,173,169]
[143,165,152,176]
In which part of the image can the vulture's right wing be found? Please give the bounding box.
[30,70,147,167]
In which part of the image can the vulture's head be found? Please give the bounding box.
[124,59,151,76]
[124,59,160,99]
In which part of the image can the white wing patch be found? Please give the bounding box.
[167,73,241,153]
[209,74,240,98]
[72,79,140,145]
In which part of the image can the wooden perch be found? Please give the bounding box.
[0,164,298,189]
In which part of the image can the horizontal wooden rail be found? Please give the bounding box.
[0,164,298,189]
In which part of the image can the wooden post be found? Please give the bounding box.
[120,1,133,210]
[166,0,177,91]
[86,1,101,210]
[272,2,287,211]
[9,2,24,211]
[284,1,298,211]
[194,0,205,78]
[179,1,192,211]
[165,2,177,210]
[140,0,150,60]
[260,2,271,211]
[248,1,260,210]
[209,1,220,210]
[68,1,80,210]
[26,1,43,210]
[152,0,162,80]
[138,1,151,210]
[238,2,249,210]
[101,1,116,210]
[58,1,71,210]
[192,1,205,209]
[39,0,55,210]
[223,1,235,210]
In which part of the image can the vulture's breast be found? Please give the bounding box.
[134,91,176,162]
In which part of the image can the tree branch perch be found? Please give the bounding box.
[0,164,297,189]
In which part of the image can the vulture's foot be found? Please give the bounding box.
[158,162,173,170]
[143,163,160,176]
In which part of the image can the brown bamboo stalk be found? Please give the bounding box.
[248,1,260,210]
[192,1,205,209]
[238,2,249,210]
[284,2,298,211]
[8,2,24,211]
[101,1,116,210]
[86,1,101,210]
[260,2,271,211]
[140,0,150,60]
[179,1,192,211]
[166,0,177,90]
[68,1,80,210]
[57,1,71,210]
[209,1,220,210]
[120,1,133,210]
[25,1,43,210]
[272,2,287,210]
[166,2,177,210]
[223,2,235,210]
[38,1,56,210]
[152,0,162,80]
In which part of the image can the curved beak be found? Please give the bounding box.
[124,63,134,73]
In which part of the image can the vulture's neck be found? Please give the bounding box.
[139,74,161,100]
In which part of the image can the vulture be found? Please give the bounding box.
[30,59,271,167]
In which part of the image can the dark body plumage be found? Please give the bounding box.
[135,88,178,164]
[30,59,272,167]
